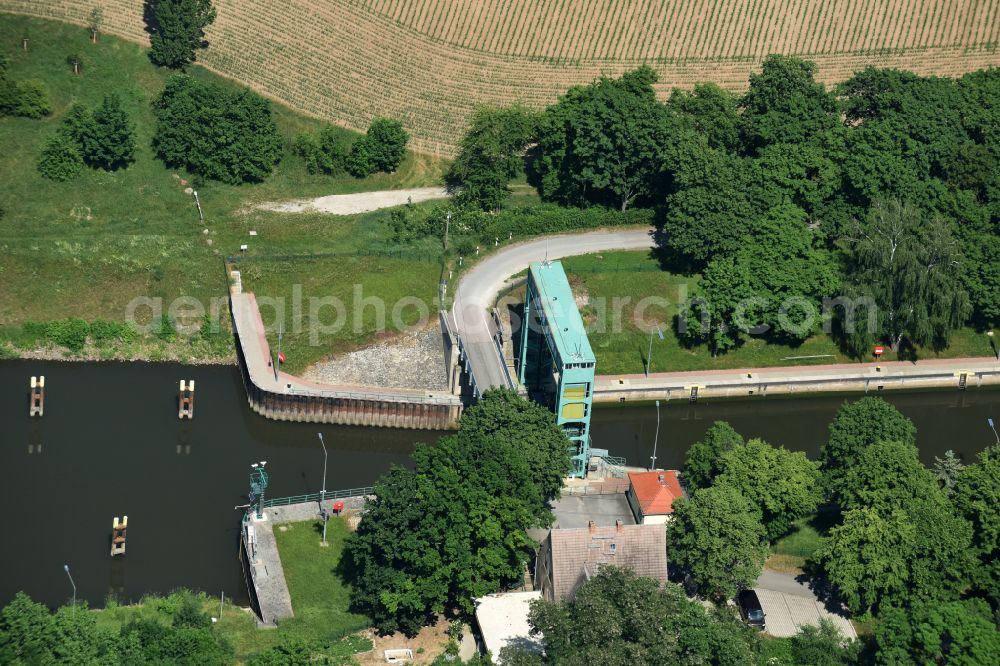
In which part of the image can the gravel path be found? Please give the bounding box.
[301,322,448,390]
[258,187,447,215]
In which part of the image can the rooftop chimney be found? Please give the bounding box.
[588,520,596,533]
[615,519,623,532]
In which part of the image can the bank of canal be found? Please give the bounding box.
[1,360,997,609]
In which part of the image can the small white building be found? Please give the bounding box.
[474,591,544,662]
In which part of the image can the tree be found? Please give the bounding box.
[837,439,939,513]
[87,6,104,43]
[0,592,56,664]
[790,619,860,666]
[667,82,740,152]
[933,449,964,493]
[814,496,974,615]
[952,443,1000,604]
[531,67,670,210]
[682,421,744,491]
[12,79,51,118]
[667,484,768,600]
[345,136,373,177]
[505,566,760,666]
[364,118,409,173]
[680,203,839,352]
[875,599,1000,665]
[342,389,571,635]
[446,105,537,211]
[739,55,838,154]
[66,53,83,75]
[819,397,916,501]
[293,125,350,175]
[840,198,971,354]
[37,131,84,181]
[80,94,135,170]
[715,438,822,541]
[145,0,217,69]
[153,75,282,183]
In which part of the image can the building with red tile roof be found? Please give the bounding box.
[626,470,684,525]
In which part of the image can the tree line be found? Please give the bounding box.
[658,397,1000,664]
[447,57,1000,356]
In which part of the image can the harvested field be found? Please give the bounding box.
[5,1,999,154]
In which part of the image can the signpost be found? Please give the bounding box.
[873,346,884,358]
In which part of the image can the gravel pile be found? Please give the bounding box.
[302,322,449,391]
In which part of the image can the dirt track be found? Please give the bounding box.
[258,187,447,215]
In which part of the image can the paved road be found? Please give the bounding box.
[451,229,655,392]
[755,570,857,640]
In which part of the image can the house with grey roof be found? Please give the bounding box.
[534,519,667,601]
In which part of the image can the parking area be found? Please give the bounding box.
[753,586,856,640]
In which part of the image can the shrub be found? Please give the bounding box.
[293,125,350,175]
[155,314,177,342]
[89,319,138,346]
[12,79,51,118]
[365,118,408,172]
[346,137,374,177]
[37,133,83,181]
[46,319,89,351]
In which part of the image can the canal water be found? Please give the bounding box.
[1,360,997,609]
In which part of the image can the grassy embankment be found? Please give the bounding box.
[0,15,445,365]
[94,518,372,663]
[562,251,999,375]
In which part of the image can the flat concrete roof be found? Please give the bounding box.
[551,493,636,529]
[475,591,543,662]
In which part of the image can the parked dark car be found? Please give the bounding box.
[737,590,766,630]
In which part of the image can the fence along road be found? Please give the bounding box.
[451,229,656,393]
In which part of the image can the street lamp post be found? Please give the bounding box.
[988,418,999,445]
[650,400,661,471]
[273,324,283,382]
[317,433,328,503]
[645,324,664,377]
[63,564,76,611]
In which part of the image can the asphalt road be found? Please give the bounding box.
[451,228,655,391]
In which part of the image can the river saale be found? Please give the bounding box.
[0,359,996,608]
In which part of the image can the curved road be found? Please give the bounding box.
[451,228,655,391]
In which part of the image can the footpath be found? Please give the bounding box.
[593,356,1000,402]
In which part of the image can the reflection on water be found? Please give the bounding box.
[1,359,996,608]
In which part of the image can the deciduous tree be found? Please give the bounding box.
[682,421,744,491]
[875,599,1000,665]
[667,484,767,600]
[952,442,1000,604]
[145,0,217,69]
[819,397,916,501]
[715,438,822,541]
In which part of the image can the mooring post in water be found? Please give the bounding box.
[110,516,127,557]
[29,376,44,417]
[179,380,195,419]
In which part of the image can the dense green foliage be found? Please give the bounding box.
[0,591,231,665]
[715,438,822,541]
[952,442,1000,606]
[682,420,744,491]
[81,94,135,170]
[667,484,768,600]
[341,390,570,635]
[36,130,83,181]
[145,0,217,69]
[0,55,51,118]
[446,105,537,211]
[292,125,350,176]
[498,55,1000,352]
[503,567,762,665]
[874,598,1000,665]
[346,118,409,177]
[819,397,917,501]
[152,74,282,183]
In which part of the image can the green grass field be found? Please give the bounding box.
[92,518,370,663]
[0,15,444,360]
[563,251,998,375]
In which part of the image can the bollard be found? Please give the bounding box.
[179,380,195,419]
[29,376,45,417]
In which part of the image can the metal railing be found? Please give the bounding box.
[260,486,375,509]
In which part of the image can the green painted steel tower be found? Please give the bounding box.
[249,463,269,519]
[519,261,596,477]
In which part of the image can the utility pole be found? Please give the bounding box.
[273,323,283,382]
[989,418,999,445]
[444,212,451,251]
[650,400,660,471]
[646,324,664,377]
